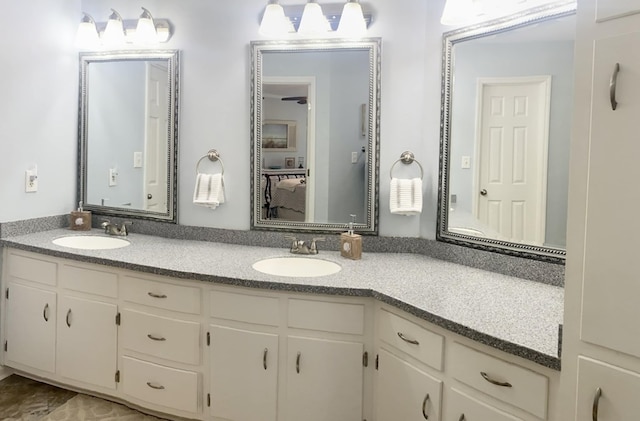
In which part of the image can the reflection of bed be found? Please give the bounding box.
[261,170,306,221]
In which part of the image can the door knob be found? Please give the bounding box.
[147,194,153,199]
[480,189,487,196]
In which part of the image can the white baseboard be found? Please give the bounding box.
[0,366,13,381]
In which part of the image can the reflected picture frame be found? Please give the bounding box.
[285,157,295,169]
[263,120,297,151]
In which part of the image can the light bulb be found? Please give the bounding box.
[337,0,366,37]
[103,9,126,47]
[260,1,289,36]
[75,13,100,49]
[135,7,158,45]
[298,1,330,34]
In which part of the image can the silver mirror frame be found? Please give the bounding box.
[437,2,575,263]
[78,50,180,223]
[250,38,381,234]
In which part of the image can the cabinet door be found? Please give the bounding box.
[4,282,56,373]
[595,0,640,22]
[286,336,363,421]
[581,31,640,359]
[57,295,117,389]
[376,348,442,421]
[576,356,640,421]
[209,325,278,421]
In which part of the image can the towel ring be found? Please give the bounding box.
[196,149,225,176]
[390,151,423,179]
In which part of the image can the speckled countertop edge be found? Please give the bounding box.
[0,229,563,370]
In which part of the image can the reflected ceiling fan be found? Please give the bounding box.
[281,96,307,104]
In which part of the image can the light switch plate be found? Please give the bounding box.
[109,168,118,186]
[133,152,143,168]
[461,156,471,169]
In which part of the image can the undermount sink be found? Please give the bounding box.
[52,235,130,250]
[252,257,341,278]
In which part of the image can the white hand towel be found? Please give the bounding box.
[390,177,422,215]
[193,173,225,209]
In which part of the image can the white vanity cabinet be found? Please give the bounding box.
[562,0,640,419]
[2,250,57,374]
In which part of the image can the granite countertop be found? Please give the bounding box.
[0,229,564,370]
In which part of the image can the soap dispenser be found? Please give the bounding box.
[340,214,362,260]
[70,201,92,231]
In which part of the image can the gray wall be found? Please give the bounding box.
[450,40,574,247]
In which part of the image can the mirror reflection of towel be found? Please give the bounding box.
[390,178,422,215]
[193,173,225,209]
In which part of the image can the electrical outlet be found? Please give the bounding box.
[25,169,38,193]
[351,152,358,164]
[109,168,118,186]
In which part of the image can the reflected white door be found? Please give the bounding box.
[474,76,551,245]
[144,62,169,212]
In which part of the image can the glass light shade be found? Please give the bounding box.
[440,0,480,25]
[298,1,330,34]
[135,8,158,45]
[75,15,100,49]
[102,10,126,47]
[260,3,289,36]
[337,1,366,37]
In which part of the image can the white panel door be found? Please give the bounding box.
[286,336,363,421]
[581,31,640,358]
[476,77,550,245]
[209,325,279,421]
[576,357,640,421]
[57,295,117,389]
[376,348,442,421]
[144,62,168,212]
[5,282,56,373]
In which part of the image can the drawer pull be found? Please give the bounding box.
[147,292,168,299]
[66,309,72,327]
[397,332,420,345]
[458,415,465,421]
[592,387,602,421]
[146,381,165,390]
[422,393,430,419]
[296,351,301,374]
[263,348,268,370]
[610,63,620,111]
[43,303,49,322]
[480,371,512,388]
[147,334,167,342]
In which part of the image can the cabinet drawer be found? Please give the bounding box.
[378,309,444,370]
[288,298,364,335]
[449,342,548,419]
[210,290,280,326]
[121,309,200,365]
[121,275,201,315]
[7,250,57,286]
[121,356,198,414]
[447,388,522,421]
[60,263,117,298]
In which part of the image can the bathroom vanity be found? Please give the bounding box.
[0,230,562,421]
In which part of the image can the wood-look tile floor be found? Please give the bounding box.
[0,375,169,421]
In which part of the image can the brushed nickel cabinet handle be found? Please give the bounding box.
[592,387,602,421]
[480,371,513,387]
[43,303,49,322]
[147,292,167,299]
[458,415,465,421]
[397,332,420,345]
[610,63,620,111]
[296,351,301,374]
[263,348,268,370]
[147,334,166,341]
[146,382,165,390]
[422,393,430,420]
[66,309,72,327]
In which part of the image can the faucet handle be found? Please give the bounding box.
[284,235,299,252]
[310,237,325,254]
[101,219,111,229]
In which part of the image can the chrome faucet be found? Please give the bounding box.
[101,220,132,236]
[285,236,325,255]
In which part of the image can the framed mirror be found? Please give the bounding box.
[79,50,180,223]
[437,2,575,262]
[251,38,381,234]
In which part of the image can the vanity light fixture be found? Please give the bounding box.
[75,13,100,49]
[135,7,159,45]
[337,0,366,37]
[298,0,331,34]
[440,0,480,26]
[259,0,289,36]
[102,9,126,47]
